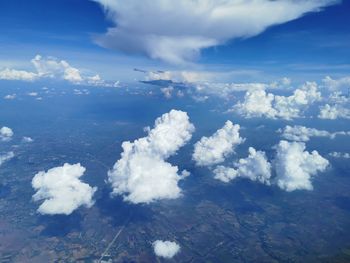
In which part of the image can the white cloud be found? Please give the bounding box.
[214,147,271,184]
[31,163,97,215]
[153,240,180,259]
[329,152,350,159]
[0,68,38,81]
[4,94,16,100]
[0,127,14,142]
[234,82,321,119]
[323,75,350,92]
[94,0,336,64]
[160,86,174,99]
[22,137,34,143]
[274,140,329,192]
[108,110,195,204]
[0,55,114,86]
[193,121,244,166]
[0,152,14,167]
[318,104,350,119]
[27,92,38,97]
[279,125,350,142]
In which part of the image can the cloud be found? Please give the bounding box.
[4,94,16,100]
[193,121,244,166]
[323,75,350,92]
[0,55,115,86]
[0,68,38,81]
[214,147,271,184]
[31,55,83,83]
[274,140,329,192]
[27,92,38,97]
[329,152,350,159]
[94,0,337,64]
[31,163,97,215]
[234,82,321,119]
[142,69,294,99]
[0,127,14,142]
[213,141,329,192]
[0,152,14,167]
[108,110,195,204]
[318,104,350,119]
[153,240,180,259]
[22,137,34,143]
[279,125,350,142]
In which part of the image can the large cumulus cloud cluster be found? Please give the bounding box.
[234,82,322,120]
[108,110,195,204]
[0,55,116,87]
[32,163,97,215]
[213,140,329,192]
[93,0,336,64]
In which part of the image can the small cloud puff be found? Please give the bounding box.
[193,121,244,166]
[4,94,16,100]
[32,163,97,215]
[153,240,180,259]
[108,110,195,204]
[0,151,15,167]
[0,127,14,142]
[329,152,350,159]
[22,137,34,143]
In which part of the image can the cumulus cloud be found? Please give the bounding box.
[0,55,114,86]
[323,75,350,92]
[31,163,97,215]
[214,147,271,184]
[274,140,329,192]
[142,69,294,99]
[22,137,34,143]
[0,152,14,167]
[4,94,16,100]
[329,152,350,159]
[278,125,350,142]
[108,110,195,204]
[153,240,180,259]
[213,141,329,192]
[94,0,336,64]
[234,82,321,119]
[0,127,14,142]
[193,121,244,166]
[0,68,38,81]
[318,104,350,119]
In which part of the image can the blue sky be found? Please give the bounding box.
[0,0,349,82]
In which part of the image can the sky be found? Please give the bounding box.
[1,2,350,260]
[0,0,349,82]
